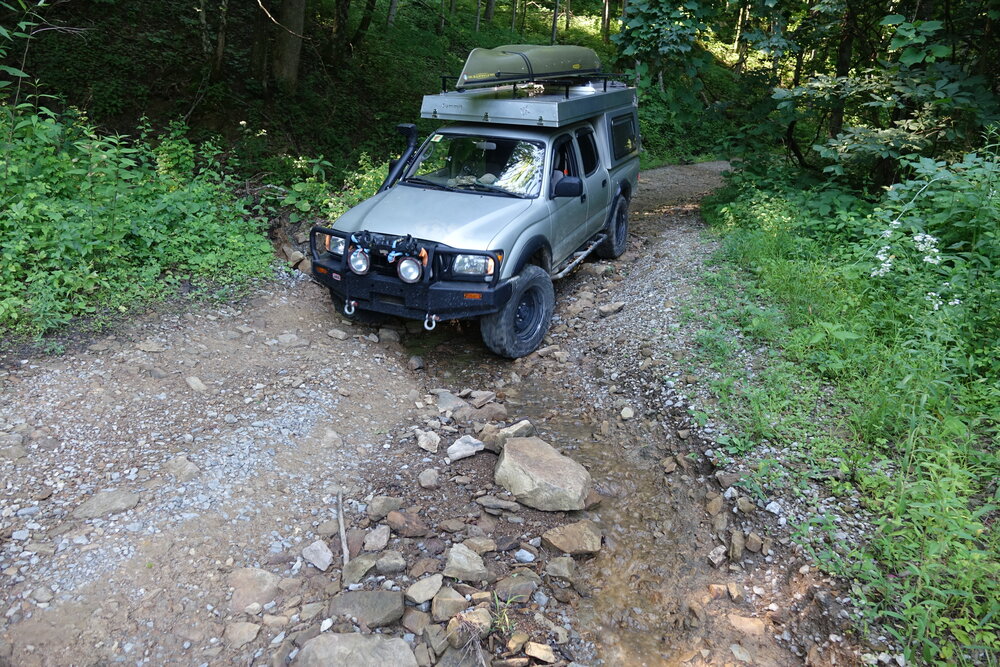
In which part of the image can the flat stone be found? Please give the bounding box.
[729,530,745,561]
[707,545,727,568]
[163,455,200,483]
[367,496,404,521]
[327,328,349,340]
[405,574,443,605]
[746,532,763,553]
[475,495,521,512]
[728,582,745,602]
[598,302,625,317]
[431,587,467,622]
[432,390,469,412]
[375,550,406,575]
[736,497,756,514]
[730,644,753,663]
[542,519,602,555]
[544,556,577,581]
[342,552,379,585]
[728,614,766,635]
[446,435,484,462]
[295,633,417,667]
[402,608,431,634]
[494,437,592,512]
[424,624,450,656]
[302,540,334,572]
[417,468,439,489]
[443,543,487,582]
[185,376,208,392]
[493,570,540,602]
[462,537,496,555]
[706,495,724,516]
[327,591,404,628]
[416,430,440,453]
[386,510,429,537]
[446,608,492,648]
[363,524,390,552]
[224,622,260,648]
[524,642,557,663]
[72,490,140,520]
[228,567,281,612]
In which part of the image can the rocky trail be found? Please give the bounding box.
[1,163,864,666]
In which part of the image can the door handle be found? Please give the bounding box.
[581,194,587,203]
[602,179,607,187]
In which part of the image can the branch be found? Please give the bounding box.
[255,0,308,40]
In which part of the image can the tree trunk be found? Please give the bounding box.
[450,0,456,15]
[211,0,229,81]
[387,0,399,26]
[475,0,482,31]
[439,0,447,34]
[565,0,570,31]
[329,0,351,63]
[273,0,306,94]
[510,0,517,31]
[601,0,610,43]
[351,0,378,47]
[551,0,559,44]
[485,0,496,22]
[250,0,270,87]
[829,3,855,138]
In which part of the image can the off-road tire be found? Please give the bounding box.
[329,290,388,325]
[596,195,629,259]
[480,265,554,358]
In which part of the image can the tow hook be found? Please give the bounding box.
[423,314,440,331]
[344,300,358,316]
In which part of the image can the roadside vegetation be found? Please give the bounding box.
[2,0,998,662]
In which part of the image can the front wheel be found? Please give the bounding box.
[596,195,629,259]
[480,265,554,359]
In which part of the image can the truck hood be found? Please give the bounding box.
[332,184,533,250]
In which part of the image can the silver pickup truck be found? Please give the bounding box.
[310,45,639,358]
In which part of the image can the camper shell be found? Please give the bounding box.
[310,45,640,358]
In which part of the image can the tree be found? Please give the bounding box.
[272,0,306,94]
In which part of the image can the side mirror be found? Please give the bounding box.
[553,176,583,198]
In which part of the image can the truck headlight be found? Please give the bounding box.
[453,254,495,276]
[397,257,422,283]
[348,248,370,275]
[324,235,346,256]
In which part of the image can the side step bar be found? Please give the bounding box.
[550,233,607,280]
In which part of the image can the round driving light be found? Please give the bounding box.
[348,248,370,275]
[397,257,422,283]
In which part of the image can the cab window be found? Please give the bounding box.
[550,136,579,196]
[576,129,599,176]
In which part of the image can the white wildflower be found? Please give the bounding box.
[239,120,247,127]
[913,233,939,253]
[948,298,961,306]
[925,292,943,311]
[879,229,893,238]
[871,246,894,277]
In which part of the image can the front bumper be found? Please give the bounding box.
[309,227,513,322]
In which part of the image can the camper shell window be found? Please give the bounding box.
[610,114,638,161]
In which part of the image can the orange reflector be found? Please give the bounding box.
[316,266,329,274]
[464,293,483,300]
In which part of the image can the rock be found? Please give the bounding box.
[730,644,753,663]
[507,631,530,653]
[432,390,469,413]
[327,591,404,628]
[228,568,282,612]
[514,549,535,563]
[715,471,742,488]
[462,537,496,555]
[302,540,334,572]
[386,510,429,537]
[728,614,765,635]
[729,530,745,561]
[423,625,449,656]
[295,633,417,667]
[482,420,535,453]
[406,574,443,605]
[342,553,379,585]
[72,490,140,519]
[524,642,557,663]
[367,496,404,521]
[432,587,468,622]
[746,532,763,553]
[446,608,492,648]
[409,557,440,578]
[475,495,521,512]
[542,519,602,555]
[736,497,756,514]
[163,455,200,483]
[363,524,391,552]
[598,302,625,317]
[30,587,53,603]
[417,468,439,489]
[620,406,634,420]
[402,608,431,635]
[545,556,577,581]
[443,543,487,582]
[376,550,406,575]
[408,356,424,371]
[446,435,485,462]
[416,430,440,454]
[707,545,727,568]
[469,391,496,408]
[346,528,365,558]
[328,328,349,341]
[378,327,401,343]
[765,501,782,515]
[224,622,260,648]
[677,429,690,440]
[494,570,540,602]
[494,437,592,511]
[185,376,208,392]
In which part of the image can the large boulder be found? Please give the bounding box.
[494,437,592,511]
[295,633,417,667]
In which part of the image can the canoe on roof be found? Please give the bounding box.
[457,44,602,90]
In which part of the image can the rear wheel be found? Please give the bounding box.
[596,195,629,259]
[329,290,388,325]
[480,265,554,358]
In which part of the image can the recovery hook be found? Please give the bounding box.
[423,314,440,331]
[344,300,358,316]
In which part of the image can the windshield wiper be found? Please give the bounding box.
[402,177,453,191]
[452,182,525,198]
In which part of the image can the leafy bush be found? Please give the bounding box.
[703,137,1000,662]
[0,106,274,337]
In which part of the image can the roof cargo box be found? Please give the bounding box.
[456,44,602,89]
[420,82,636,128]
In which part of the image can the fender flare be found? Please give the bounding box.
[603,180,631,232]
[509,234,553,276]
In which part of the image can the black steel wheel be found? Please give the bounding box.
[480,265,554,358]
[596,195,629,259]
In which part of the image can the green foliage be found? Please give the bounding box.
[276,152,389,224]
[0,106,274,337]
[702,137,1000,663]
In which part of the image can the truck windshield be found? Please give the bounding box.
[403,134,545,198]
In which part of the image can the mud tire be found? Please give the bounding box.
[596,195,629,259]
[480,265,554,359]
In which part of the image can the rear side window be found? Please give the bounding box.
[576,129,599,175]
[610,114,638,160]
